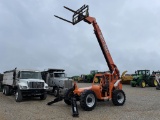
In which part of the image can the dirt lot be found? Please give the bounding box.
[0,83,160,120]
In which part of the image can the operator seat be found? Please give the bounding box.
[101,77,109,92]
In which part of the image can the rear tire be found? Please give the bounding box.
[139,81,146,88]
[0,82,2,92]
[53,87,59,97]
[112,90,126,106]
[80,90,97,111]
[4,86,10,96]
[15,89,23,102]
[153,79,158,87]
[2,86,5,94]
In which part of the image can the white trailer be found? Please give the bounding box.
[2,68,48,102]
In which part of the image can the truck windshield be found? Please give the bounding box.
[20,71,42,79]
[54,73,65,78]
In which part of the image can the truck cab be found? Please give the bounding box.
[41,68,73,97]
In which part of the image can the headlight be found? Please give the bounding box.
[45,86,48,89]
[19,85,27,89]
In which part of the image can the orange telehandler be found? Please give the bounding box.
[48,5,126,117]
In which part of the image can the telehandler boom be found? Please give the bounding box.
[54,5,119,77]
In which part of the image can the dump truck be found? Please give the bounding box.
[41,68,73,97]
[130,70,158,88]
[2,68,48,102]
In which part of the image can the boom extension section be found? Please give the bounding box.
[54,4,119,77]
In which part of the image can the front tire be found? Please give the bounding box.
[40,93,47,100]
[130,82,136,87]
[64,88,74,105]
[156,85,160,90]
[112,90,126,106]
[15,89,23,102]
[53,87,59,97]
[80,90,97,111]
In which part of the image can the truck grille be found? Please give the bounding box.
[64,80,72,88]
[28,82,44,89]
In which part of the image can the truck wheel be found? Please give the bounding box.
[64,88,74,105]
[2,86,5,94]
[139,81,146,88]
[15,89,23,102]
[53,87,59,97]
[80,90,97,111]
[112,90,126,106]
[0,82,2,92]
[4,86,10,96]
[40,93,47,100]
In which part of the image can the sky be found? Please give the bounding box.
[0,0,160,77]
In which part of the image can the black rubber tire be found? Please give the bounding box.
[64,88,74,105]
[53,87,59,97]
[4,86,10,96]
[156,85,160,90]
[15,89,23,102]
[40,93,47,100]
[112,90,126,106]
[2,86,5,94]
[139,81,146,88]
[130,82,136,87]
[0,82,2,92]
[152,79,158,87]
[80,90,97,111]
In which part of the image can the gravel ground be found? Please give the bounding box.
[0,83,160,120]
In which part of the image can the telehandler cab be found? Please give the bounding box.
[48,4,126,117]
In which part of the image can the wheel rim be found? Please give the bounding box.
[86,94,95,107]
[117,92,124,103]
[154,79,158,86]
[15,92,18,100]
[142,81,145,87]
